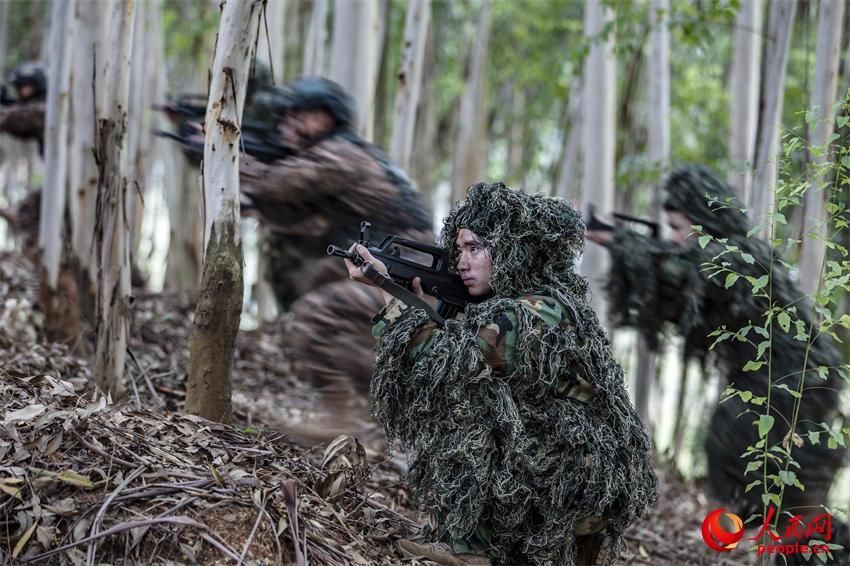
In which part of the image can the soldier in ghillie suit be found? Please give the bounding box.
[0,63,47,152]
[347,182,657,565]
[587,165,849,561]
[237,77,434,442]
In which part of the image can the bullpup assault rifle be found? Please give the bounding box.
[153,94,291,163]
[585,204,661,239]
[328,221,476,324]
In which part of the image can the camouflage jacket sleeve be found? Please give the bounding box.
[240,137,401,233]
[606,227,702,347]
[372,295,596,401]
[0,103,44,141]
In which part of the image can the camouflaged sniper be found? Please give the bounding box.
[605,166,847,552]
[370,182,657,565]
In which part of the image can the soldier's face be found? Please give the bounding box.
[667,211,693,245]
[456,229,493,297]
[279,109,334,148]
[18,84,33,101]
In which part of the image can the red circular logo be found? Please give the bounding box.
[702,508,744,552]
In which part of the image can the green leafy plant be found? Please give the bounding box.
[700,91,850,564]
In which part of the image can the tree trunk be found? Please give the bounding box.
[39,3,52,64]
[411,23,437,210]
[93,0,136,397]
[40,0,80,351]
[389,0,430,173]
[127,0,158,290]
[329,0,381,141]
[69,1,107,321]
[579,0,615,330]
[450,0,492,204]
[635,0,670,435]
[751,0,796,224]
[164,62,205,293]
[252,225,278,322]
[554,76,583,204]
[727,0,762,201]
[798,0,845,297]
[0,1,10,77]
[185,0,260,423]
[506,85,525,185]
[373,0,393,147]
[303,0,328,75]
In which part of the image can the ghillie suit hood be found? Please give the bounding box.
[371,182,657,565]
[606,166,846,531]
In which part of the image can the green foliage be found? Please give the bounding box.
[704,92,850,565]
[162,0,220,90]
[3,0,48,70]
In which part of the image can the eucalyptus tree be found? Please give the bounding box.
[389,0,430,173]
[92,0,137,396]
[329,0,381,140]
[69,2,107,316]
[727,0,762,202]
[635,0,670,435]
[798,0,845,296]
[579,0,616,329]
[39,0,78,349]
[303,0,328,75]
[185,0,261,422]
[751,0,796,226]
[450,0,491,204]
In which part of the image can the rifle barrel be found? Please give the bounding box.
[327,246,363,266]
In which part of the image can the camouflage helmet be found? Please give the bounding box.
[9,63,47,100]
[258,77,357,130]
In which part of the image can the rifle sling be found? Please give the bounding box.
[362,265,446,326]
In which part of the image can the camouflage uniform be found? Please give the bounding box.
[238,79,434,439]
[0,63,47,152]
[370,183,657,566]
[603,166,848,562]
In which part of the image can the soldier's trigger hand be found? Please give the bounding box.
[411,277,424,299]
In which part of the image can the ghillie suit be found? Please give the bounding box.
[0,63,47,152]
[605,166,848,561]
[370,182,657,565]
[239,78,433,442]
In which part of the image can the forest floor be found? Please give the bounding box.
[0,250,753,565]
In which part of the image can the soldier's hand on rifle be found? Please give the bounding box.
[585,229,613,246]
[345,243,424,303]
[585,208,614,246]
[345,243,392,303]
